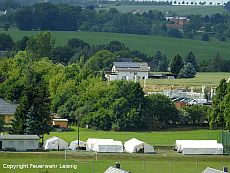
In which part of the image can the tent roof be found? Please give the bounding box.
[202,167,225,173]
[104,166,129,173]
[125,138,144,146]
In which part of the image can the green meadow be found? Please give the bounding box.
[99,5,226,16]
[1,28,230,61]
[44,127,222,146]
[143,72,230,91]
[0,151,229,173]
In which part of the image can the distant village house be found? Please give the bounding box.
[106,62,150,81]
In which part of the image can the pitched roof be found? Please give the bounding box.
[104,166,129,173]
[0,98,17,115]
[0,135,39,140]
[202,167,225,173]
[113,62,150,72]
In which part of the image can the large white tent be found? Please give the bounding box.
[175,140,223,155]
[86,138,123,153]
[43,136,68,150]
[69,140,86,150]
[175,140,218,152]
[124,138,154,153]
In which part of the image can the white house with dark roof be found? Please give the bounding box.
[0,135,39,151]
[107,62,150,81]
[0,98,17,124]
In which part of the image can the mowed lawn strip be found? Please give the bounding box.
[44,128,221,146]
[1,29,230,61]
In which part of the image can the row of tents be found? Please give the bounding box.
[43,137,154,153]
[175,140,223,155]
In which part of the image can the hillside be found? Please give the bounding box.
[2,29,230,61]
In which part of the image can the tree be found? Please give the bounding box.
[184,51,199,71]
[26,32,55,60]
[179,62,197,78]
[183,105,207,125]
[202,33,209,41]
[25,81,51,144]
[144,94,179,130]
[170,54,183,74]
[210,79,228,129]
[53,46,74,65]
[225,1,230,12]
[0,33,14,51]
[0,116,4,132]
[10,93,30,134]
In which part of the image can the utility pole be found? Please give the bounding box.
[77,114,80,150]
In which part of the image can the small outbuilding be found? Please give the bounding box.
[69,140,86,150]
[124,138,154,153]
[43,136,68,150]
[86,138,123,153]
[52,119,68,128]
[0,135,39,151]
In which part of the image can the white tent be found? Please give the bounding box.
[175,140,223,155]
[124,138,154,153]
[86,138,113,151]
[94,140,123,153]
[69,140,86,150]
[86,138,123,153]
[43,136,68,150]
[175,140,218,153]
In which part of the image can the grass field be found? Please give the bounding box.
[0,151,229,173]
[44,127,222,146]
[143,72,230,91]
[1,28,230,61]
[99,5,226,16]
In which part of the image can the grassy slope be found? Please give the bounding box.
[1,29,230,61]
[44,127,222,146]
[99,5,226,16]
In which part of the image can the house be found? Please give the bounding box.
[166,17,189,30]
[106,62,150,81]
[52,118,68,128]
[0,135,39,151]
[202,167,228,173]
[0,98,17,124]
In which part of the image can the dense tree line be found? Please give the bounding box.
[1,32,230,73]
[1,2,230,41]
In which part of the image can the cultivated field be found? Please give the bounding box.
[99,5,226,16]
[1,29,230,61]
[143,72,230,92]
